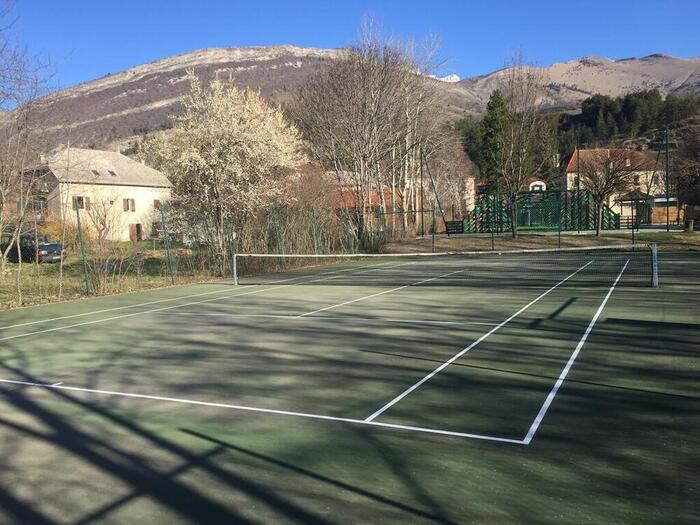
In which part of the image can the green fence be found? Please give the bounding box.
[464,191,620,233]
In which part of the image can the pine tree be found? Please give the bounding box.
[481,90,509,185]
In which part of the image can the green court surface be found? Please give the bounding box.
[0,249,698,524]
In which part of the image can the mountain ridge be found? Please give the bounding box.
[19,46,700,150]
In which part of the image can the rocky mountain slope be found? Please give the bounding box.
[20,46,700,150]
[460,54,700,109]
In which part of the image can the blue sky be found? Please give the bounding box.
[13,0,700,90]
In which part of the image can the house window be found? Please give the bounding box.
[108,170,117,177]
[153,199,161,211]
[72,196,91,210]
[123,198,135,212]
[91,169,100,177]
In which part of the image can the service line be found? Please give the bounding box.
[364,260,594,422]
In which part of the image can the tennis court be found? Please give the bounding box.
[0,245,697,523]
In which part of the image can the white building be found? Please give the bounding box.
[39,147,172,241]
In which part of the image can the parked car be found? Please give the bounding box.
[1,234,64,263]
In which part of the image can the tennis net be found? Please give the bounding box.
[232,243,659,289]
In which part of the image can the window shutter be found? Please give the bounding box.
[85,197,91,210]
[123,199,129,212]
[130,199,135,212]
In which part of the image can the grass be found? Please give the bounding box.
[2,230,699,310]
[0,248,222,310]
[384,230,700,254]
[0,252,697,523]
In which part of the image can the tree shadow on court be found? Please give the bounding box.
[180,428,460,525]
[0,361,337,524]
[0,255,697,523]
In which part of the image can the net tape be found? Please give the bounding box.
[232,243,659,287]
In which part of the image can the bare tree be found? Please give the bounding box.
[0,3,49,304]
[578,148,647,236]
[294,21,447,244]
[430,136,476,219]
[675,128,700,221]
[488,54,554,238]
[84,194,121,241]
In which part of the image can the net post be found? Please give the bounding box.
[650,243,659,287]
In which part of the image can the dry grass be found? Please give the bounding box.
[383,231,700,253]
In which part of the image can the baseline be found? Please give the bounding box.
[0,378,524,445]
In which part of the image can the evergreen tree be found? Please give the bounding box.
[481,90,509,184]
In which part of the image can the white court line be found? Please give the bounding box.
[0,260,402,343]
[160,312,499,327]
[522,259,629,445]
[0,259,407,333]
[298,269,467,318]
[0,284,239,332]
[364,260,594,422]
[0,378,524,445]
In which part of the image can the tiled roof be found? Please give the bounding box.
[565,148,661,173]
[44,147,172,188]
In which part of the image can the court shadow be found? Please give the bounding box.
[181,428,459,525]
[0,363,332,524]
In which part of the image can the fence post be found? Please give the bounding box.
[490,203,495,252]
[159,204,175,285]
[650,243,659,288]
[75,205,91,296]
[557,191,562,249]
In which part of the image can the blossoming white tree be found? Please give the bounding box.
[143,72,306,272]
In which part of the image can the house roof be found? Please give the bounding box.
[565,148,661,173]
[44,147,172,188]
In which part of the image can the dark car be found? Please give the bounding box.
[2,234,64,263]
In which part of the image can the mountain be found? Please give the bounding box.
[26,46,342,149]
[17,47,700,150]
[459,54,700,110]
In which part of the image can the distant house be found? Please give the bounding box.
[565,148,678,225]
[38,147,172,241]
